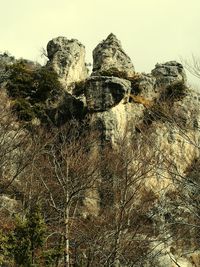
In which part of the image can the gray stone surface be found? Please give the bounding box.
[90,102,144,144]
[151,61,187,89]
[2,35,200,267]
[47,36,88,92]
[85,76,131,112]
[92,33,135,78]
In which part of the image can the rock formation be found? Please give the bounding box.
[85,76,131,112]
[67,34,200,267]
[45,37,90,123]
[92,33,135,78]
[152,61,187,89]
[1,34,200,267]
[40,35,197,145]
[47,36,88,93]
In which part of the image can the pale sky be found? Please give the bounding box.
[1,0,200,88]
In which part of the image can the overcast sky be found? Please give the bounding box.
[0,0,200,88]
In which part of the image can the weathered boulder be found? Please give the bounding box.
[92,33,135,78]
[151,61,187,89]
[85,76,131,112]
[47,36,88,92]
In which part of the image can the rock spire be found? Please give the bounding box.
[47,36,88,93]
[92,33,135,78]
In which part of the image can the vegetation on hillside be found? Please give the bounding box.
[0,56,200,266]
[6,61,63,123]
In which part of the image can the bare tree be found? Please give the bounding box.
[140,89,200,263]
[182,55,200,80]
[67,129,166,267]
[35,121,101,267]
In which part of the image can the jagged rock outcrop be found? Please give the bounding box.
[45,37,89,121]
[92,33,135,78]
[1,34,200,267]
[131,73,157,101]
[85,76,131,111]
[90,102,144,144]
[152,61,187,89]
[88,58,189,145]
[47,36,88,93]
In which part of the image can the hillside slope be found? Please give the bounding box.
[0,34,200,267]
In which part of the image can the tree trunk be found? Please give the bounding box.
[64,160,70,267]
[64,206,70,267]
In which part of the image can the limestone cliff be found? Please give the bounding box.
[45,34,200,267]
[0,34,200,267]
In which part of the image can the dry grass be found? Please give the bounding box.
[129,94,153,108]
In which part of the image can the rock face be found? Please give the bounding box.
[92,33,135,78]
[45,37,89,123]
[90,102,144,144]
[85,76,131,111]
[151,61,187,89]
[47,36,88,93]
[1,34,200,267]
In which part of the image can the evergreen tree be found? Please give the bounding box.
[27,205,46,265]
[0,230,11,265]
[11,204,46,266]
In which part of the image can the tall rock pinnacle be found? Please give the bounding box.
[92,33,135,78]
[46,36,88,93]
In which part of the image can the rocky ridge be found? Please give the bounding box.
[0,34,200,267]
[46,34,200,267]
[46,34,195,142]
